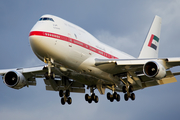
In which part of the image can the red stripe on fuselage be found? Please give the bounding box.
[29,31,119,59]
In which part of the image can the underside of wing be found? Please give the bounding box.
[0,65,87,93]
[135,70,177,90]
[95,57,180,91]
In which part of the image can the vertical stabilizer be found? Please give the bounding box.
[138,16,162,58]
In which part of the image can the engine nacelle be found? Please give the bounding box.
[143,61,166,79]
[3,71,27,89]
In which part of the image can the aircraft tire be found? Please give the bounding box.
[91,93,96,100]
[59,90,63,97]
[107,92,111,100]
[85,94,89,101]
[116,94,120,102]
[88,98,92,103]
[94,96,99,103]
[65,90,70,97]
[124,94,129,101]
[113,92,118,99]
[129,85,134,93]
[110,97,114,102]
[130,93,135,101]
[61,98,65,105]
[67,97,72,105]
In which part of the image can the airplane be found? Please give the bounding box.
[1,14,180,105]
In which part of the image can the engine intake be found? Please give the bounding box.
[3,71,27,89]
[143,61,166,79]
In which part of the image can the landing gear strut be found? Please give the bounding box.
[44,58,55,80]
[45,72,55,80]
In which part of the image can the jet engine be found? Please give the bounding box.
[3,71,27,89]
[143,61,166,79]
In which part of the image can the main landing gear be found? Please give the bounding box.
[107,92,120,102]
[85,93,99,103]
[59,90,72,105]
[106,85,120,102]
[122,85,135,101]
[85,87,99,104]
[105,84,135,102]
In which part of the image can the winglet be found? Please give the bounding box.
[138,15,162,58]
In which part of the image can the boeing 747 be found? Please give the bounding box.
[1,15,180,105]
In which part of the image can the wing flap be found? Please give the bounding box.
[44,79,85,93]
[95,58,179,91]
[141,70,177,88]
[166,57,180,68]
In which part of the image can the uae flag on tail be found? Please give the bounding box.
[148,34,159,50]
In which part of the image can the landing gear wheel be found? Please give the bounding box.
[107,92,111,100]
[88,98,92,103]
[59,90,63,97]
[116,94,120,102]
[91,93,96,100]
[61,98,65,105]
[122,86,127,93]
[130,93,135,100]
[65,90,70,97]
[124,94,129,101]
[67,97,72,104]
[113,92,118,99]
[110,97,114,102]
[85,94,89,101]
[94,96,99,103]
[129,85,134,93]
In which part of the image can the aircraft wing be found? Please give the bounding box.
[95,57,180,90]
[0,66,46,76]
[0,65,86,93]
[95,57,180,73]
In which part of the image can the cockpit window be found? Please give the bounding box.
[39,17,54,22]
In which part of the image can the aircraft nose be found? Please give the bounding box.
[29,32,43,58]
[29,21,47,57]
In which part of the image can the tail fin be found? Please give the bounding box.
[138,15,162,59]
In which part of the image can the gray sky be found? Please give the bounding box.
[0,0,180,120]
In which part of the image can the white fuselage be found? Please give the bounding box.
[29,14,135,84]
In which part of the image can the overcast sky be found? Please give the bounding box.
[0,0,180,120]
